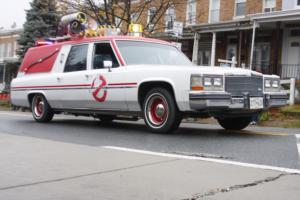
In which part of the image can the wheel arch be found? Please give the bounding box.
[137,80,178,109]
[27,91,48,106]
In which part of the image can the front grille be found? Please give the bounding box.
[225,76,263,97]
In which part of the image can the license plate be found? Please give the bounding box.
[250,97,264,109]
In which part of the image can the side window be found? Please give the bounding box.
[64,44,88,72]
[93,43,119,69]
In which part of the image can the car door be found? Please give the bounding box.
[56,43,92,109]
[85,41,128,111]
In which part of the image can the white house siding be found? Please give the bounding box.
[282,0,297,10]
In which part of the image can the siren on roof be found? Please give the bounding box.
[34,12,141,47]
[128,24,143,37]
[35,40,54,47]
[61,12,87,26]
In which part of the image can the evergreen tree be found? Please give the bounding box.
[17,0,60,59]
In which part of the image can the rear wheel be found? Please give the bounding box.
[143,88,182,133]
[31,94,54,122]
[217,116,252,130]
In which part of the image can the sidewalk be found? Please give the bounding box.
[0,132,299,200]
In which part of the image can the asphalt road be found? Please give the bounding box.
[0,111,299,170]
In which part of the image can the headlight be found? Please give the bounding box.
[264,78,280,92]
[213,77,222,86]
[204,77,212,86]
[272,80,279,88]
[190,75,203,91]
[265,79,271,88]
[203,75,224,91]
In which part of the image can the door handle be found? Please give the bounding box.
[56,76,62,81]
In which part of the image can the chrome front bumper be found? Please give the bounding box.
[189,92,288,110]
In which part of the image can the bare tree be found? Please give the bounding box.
[58,0,189,35]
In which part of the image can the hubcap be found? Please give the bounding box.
[156,104,165,118]
[34,96,44,117]
[147,95,169,126]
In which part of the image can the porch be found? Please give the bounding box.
[190,9,300,80]
[0,58,19,92]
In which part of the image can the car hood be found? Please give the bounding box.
[127,64,264,77]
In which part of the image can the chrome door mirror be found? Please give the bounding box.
[103,60,113,72]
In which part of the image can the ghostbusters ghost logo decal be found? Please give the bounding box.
[91,75,107,102]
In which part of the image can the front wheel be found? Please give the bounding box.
[31,94,54,122]
[143,88,182,133]
[217,116,252,130]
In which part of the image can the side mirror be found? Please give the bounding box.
[103,60,113,72]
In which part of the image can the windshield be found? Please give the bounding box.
[116,41,193,66]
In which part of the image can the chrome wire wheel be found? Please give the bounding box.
[33,95,44,118]
[145,93,169,128]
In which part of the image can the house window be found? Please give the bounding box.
[131,12,139,23]
[290,29,300,37]
[7,42,12,57]
[253,43,270,74]
[186,0,196,25]
[235,0,246,17]
[264,0,276,12]
[147,7,157,31]
[13,41,17,57]
[0,65,3,83]
[3,43,8,58]
[298,0,300,6]
[115,17,121,27]
[198,50,211,66]
[165,6,176,31]
[0,44,4,58]
[210,0,220,23]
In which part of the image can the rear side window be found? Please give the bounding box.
[64,44,88,72]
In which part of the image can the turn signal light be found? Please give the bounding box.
[191,86,204,91]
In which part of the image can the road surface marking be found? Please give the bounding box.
[103,146,300,174]
[235,130,289,137]
[0,111,32,117]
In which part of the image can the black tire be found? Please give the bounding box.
[98,115,115,123]
[31,94,54,122]
[217,116,252,130]
[143,88,182,133]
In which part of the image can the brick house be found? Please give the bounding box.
[0,28,22,91]
[144,0,300,80]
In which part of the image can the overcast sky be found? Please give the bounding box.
[0,0,31,29]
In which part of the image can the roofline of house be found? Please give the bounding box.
[189,9,300,33]
[0,28,23,37]
[0,57,19,64]
[189,18,253,33]
[250,9,300,23]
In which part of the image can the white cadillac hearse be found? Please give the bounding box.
[11,36,287,133]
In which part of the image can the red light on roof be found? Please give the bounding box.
[35,40,54,47]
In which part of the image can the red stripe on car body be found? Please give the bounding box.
[11,84,92,90]
[108,83,137,86]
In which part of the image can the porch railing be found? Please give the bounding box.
[281,64,300,80]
